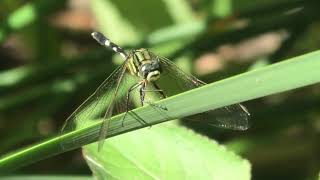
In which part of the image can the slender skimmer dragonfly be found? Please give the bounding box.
[61,32,250,150]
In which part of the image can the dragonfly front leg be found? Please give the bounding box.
[121,82,142,127]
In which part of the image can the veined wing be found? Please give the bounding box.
[61,61,139,150]
[157,56,250,130]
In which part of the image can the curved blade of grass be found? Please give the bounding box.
[1,50,320,173]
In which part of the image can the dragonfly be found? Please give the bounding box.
[61,32,250,150]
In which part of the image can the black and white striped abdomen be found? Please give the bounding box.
[91,32,127,59]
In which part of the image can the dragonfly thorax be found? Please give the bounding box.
[127,48,162,82]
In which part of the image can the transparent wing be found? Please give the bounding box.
[157,56,250,130]
[61,61,139,150]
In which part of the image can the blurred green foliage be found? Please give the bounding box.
[0,0,320,179]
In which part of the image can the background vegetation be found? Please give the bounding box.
[0,0,320,179]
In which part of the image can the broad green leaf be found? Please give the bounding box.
[83,122,250,180]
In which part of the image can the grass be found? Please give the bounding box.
[0,49,320,173]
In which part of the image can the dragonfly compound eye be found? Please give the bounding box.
[138,64,150,78]
[150,61,161,72]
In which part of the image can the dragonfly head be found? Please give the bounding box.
[139,60,161,82]
[129,48,162,82]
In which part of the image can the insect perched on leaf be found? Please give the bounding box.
[61,32,250,150]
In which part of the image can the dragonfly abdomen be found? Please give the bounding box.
[91,32,127,59]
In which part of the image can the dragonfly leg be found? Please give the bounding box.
[152,82,166,99]
[139,82,147,106]
[141,82,167,110]
[121,82,142,127]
